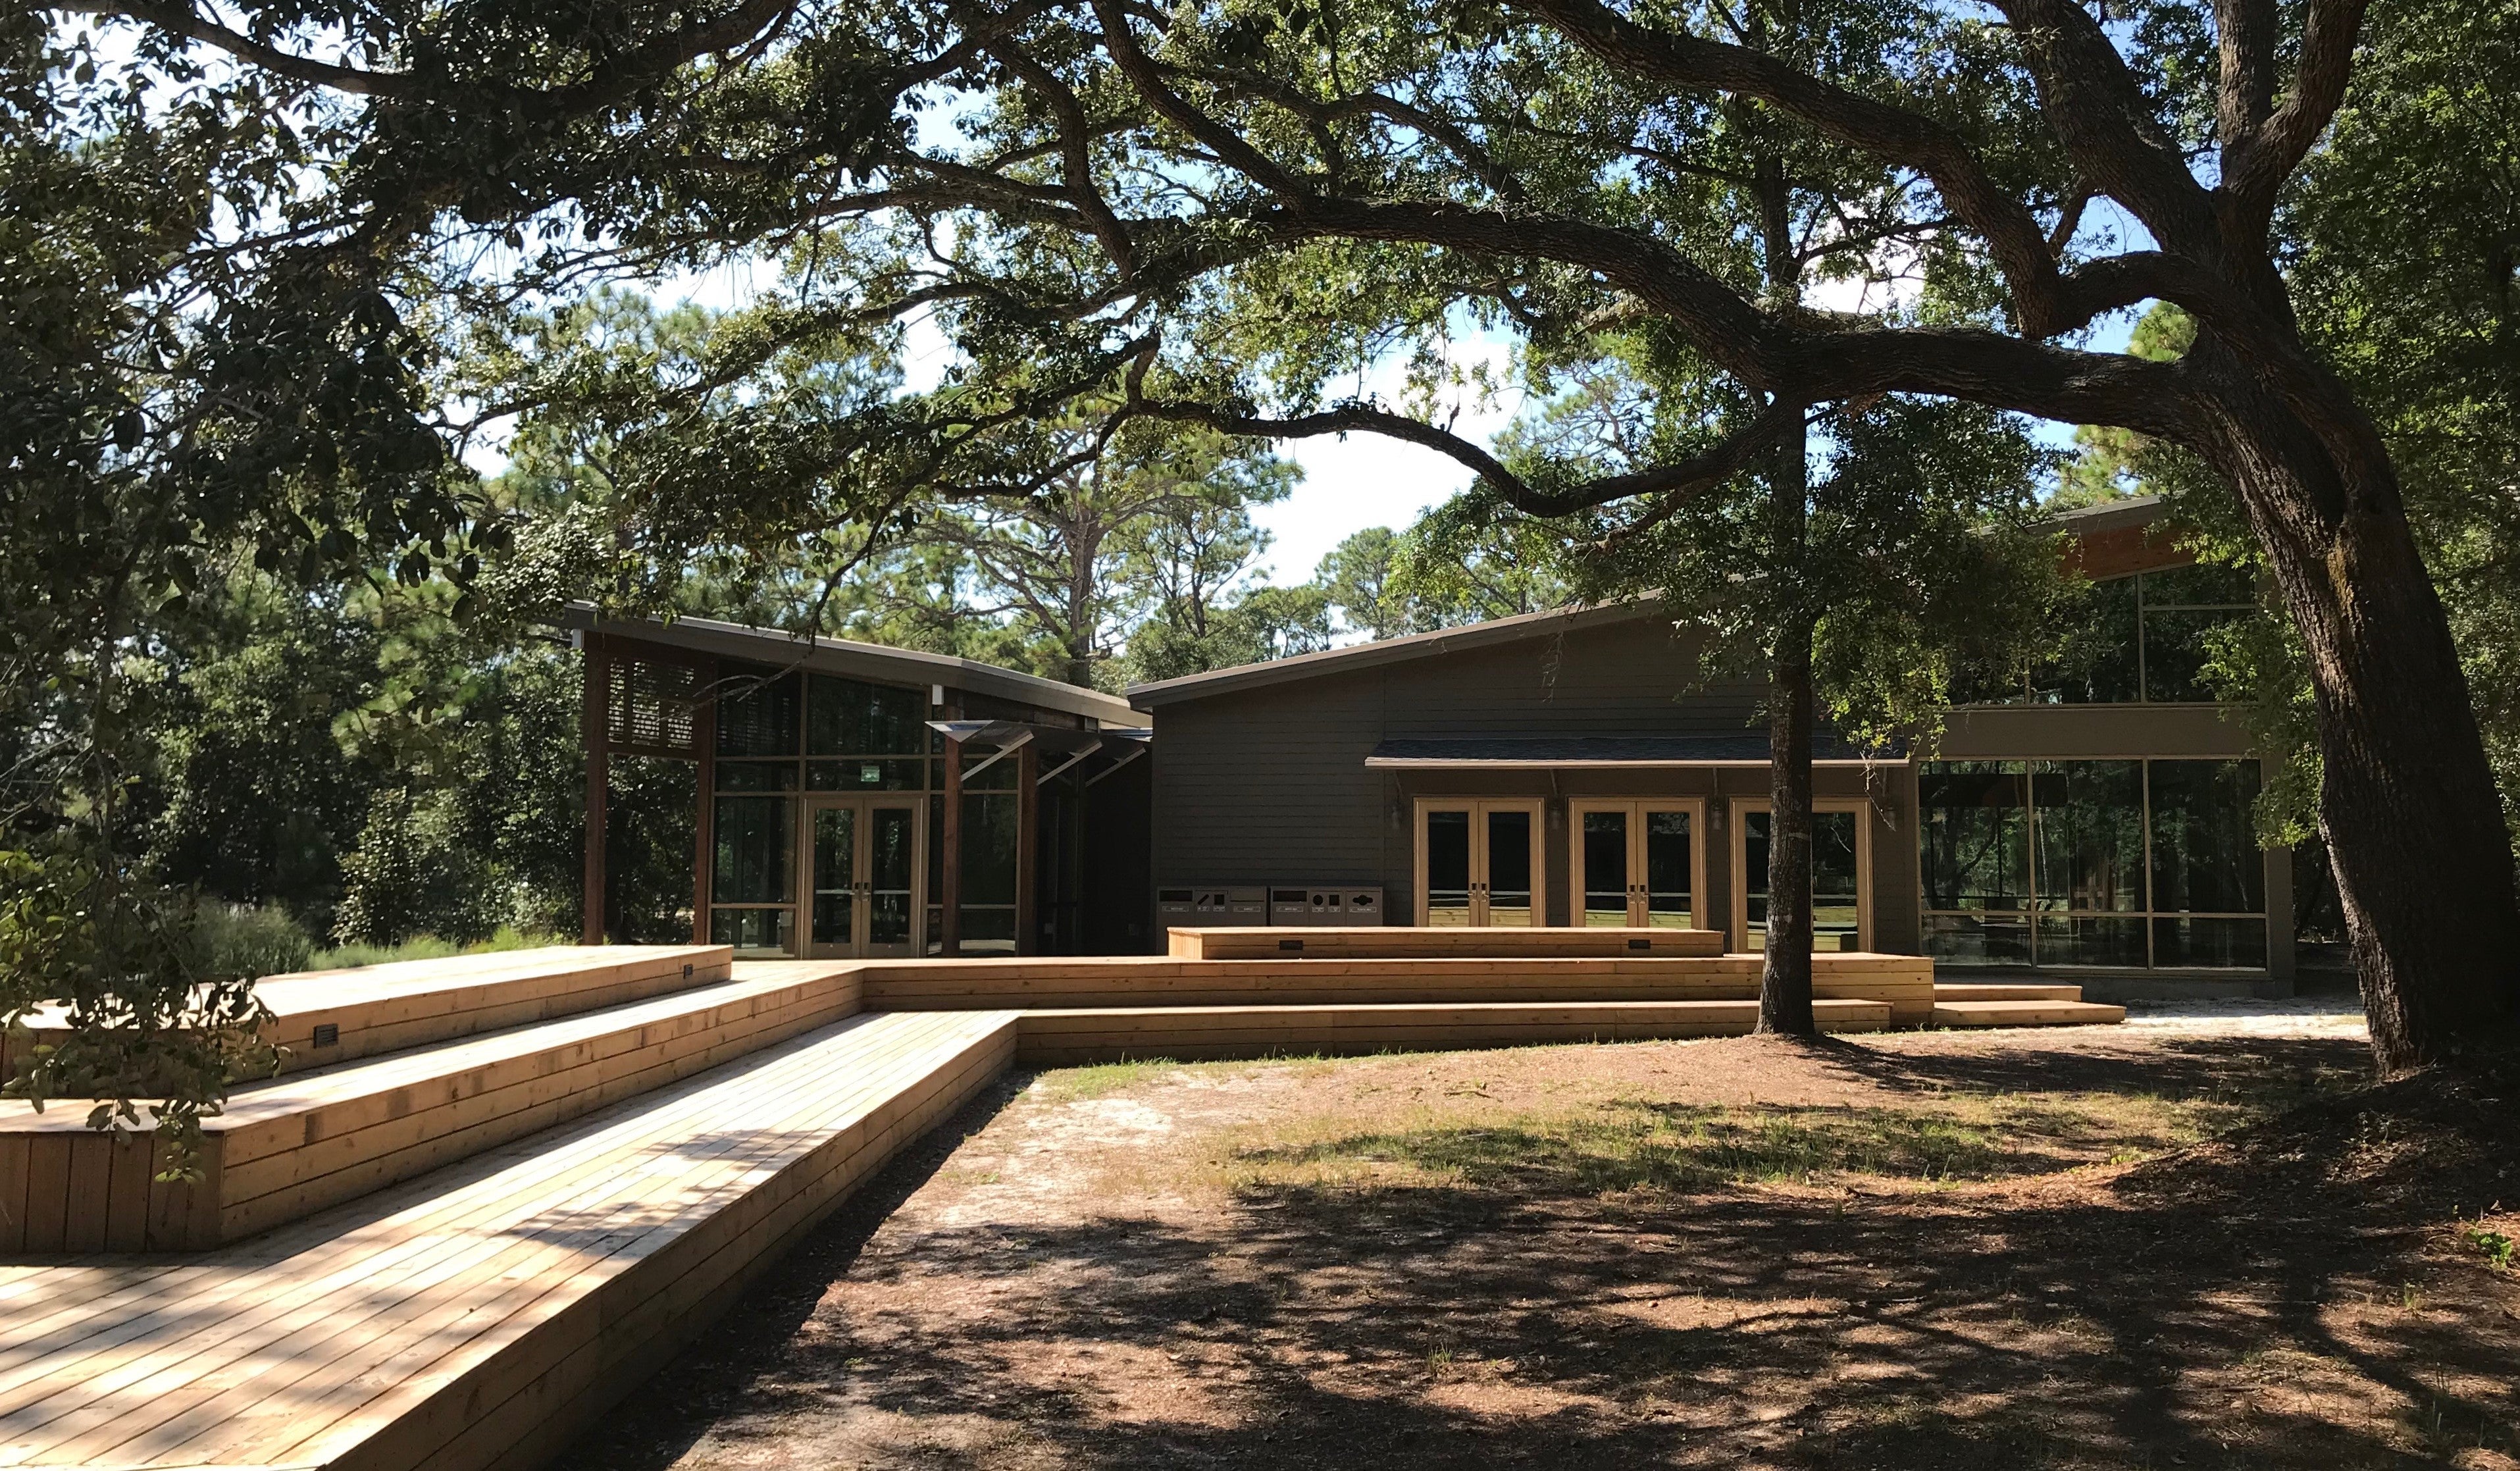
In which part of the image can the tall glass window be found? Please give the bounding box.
[1916,762,2030,962]
[1918,758,2267,968]
[1986,566,2256,706]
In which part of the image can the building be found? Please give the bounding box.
[1128,496,2296,992]
[563,609,1154,958]
[569,496,2300,991]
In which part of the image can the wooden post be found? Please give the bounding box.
[691,657,717,946]
[940,734,962,956]
[580,634,609,946]
[1016,744,1040,956]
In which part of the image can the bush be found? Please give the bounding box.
[193,903,315,981]
[332,787,502,946]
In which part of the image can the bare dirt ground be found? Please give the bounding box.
[554,1010,2520,1470]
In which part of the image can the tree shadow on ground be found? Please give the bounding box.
[555,1046,2520,1471]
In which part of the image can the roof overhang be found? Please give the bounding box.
[557,606,1141,729]
[1127,600,1668,709]
[1364,736,1902,768]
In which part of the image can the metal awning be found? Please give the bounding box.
[1364,735,1900,768]
[929,721,1152,785]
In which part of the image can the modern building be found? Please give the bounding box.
[1127,495,2296,991]
[563,608,1155,958]
[570,495,2300,991]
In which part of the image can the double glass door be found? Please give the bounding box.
[1734,800,1870,952]
[1416,799,1545,926]
[1572,801,1700,927]
[804,796,923,958]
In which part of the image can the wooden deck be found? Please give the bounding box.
[0,939,2121,1468]
[0,1008,1015,1470]
[2,944,731,1079]
[1013,996,1893,1065]
[860,951,1939,1024]
[0,962,861,1252]
[1168,925,1726,959]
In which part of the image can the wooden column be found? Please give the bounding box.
[690,658,717,946]
[940,733,962,957]
[1016,744,1040,956]
[580,634,609,946]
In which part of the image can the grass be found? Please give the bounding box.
[302,926,553,971]
[1028,1058,1187,1104]
[1200,1083,2278,1198]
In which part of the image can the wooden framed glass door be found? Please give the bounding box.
[1572,800,1704,927]
[1730,798,1872,952]
[1413,798,1545,926]
[804,796,925,958]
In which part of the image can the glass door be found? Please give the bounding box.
[1733,800,1870,952]
[1573,801,1701,927]
[805,796,925,958]
[1414,799,1545,926]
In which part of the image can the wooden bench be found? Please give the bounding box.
[3,944,733,1079]
[861,952,1938,1025]
[1012,996,1893,1065]
[0,1008,1017,1471]
[0,961,861,1253]
[1168,925,1726,959]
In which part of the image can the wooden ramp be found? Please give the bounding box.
[0,1008,1016,1471]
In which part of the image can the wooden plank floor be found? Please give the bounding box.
[0,1008,1017,1470]
[0,962,863,1252]
[1931,998,2130,1027]
[1013,997,1895,1065]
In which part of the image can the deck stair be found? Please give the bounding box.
[0,960,863,1253]
[0,1008,1016,1471]
[1931,978,2128,1027]
[2,944,732,1079]
[1016,996,1893,1065]
[865,950,1940,1025]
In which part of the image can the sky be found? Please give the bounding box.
[652,206,2152,591]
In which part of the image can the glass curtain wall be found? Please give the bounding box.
[1918,758,2266,968]
[708,667,935,955]
[1961,566,2255,705]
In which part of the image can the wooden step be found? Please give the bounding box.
[1013,996,1895,1065]
[1170,925,1726,960]
[0,960,862,1254]
[1931,999,2128,1028]
[5,944,733,1080]
[1934,983,2087,1002]
[864,952,1938,1025]
[0,1008,1019,1470]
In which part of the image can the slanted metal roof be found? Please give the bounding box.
[1364,735,1899,768]
[1125,600,1668,709]
[558,606,1141,728]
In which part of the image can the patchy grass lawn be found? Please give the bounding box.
[555,1025,2520,1471]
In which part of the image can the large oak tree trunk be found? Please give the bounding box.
[1759,413,1819,1038]
[2186,346,2520,1070]
[1761,609,1820,1037]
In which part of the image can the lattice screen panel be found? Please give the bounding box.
[606,656,703,754]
